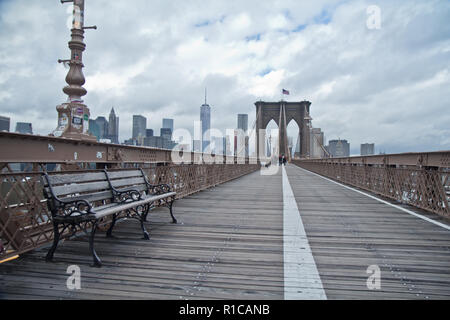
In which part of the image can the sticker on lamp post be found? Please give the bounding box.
[72,116,82,125]
[59,113,69,126]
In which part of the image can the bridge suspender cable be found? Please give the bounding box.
[313,132,331,158]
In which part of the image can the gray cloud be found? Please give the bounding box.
[0,0,449,155]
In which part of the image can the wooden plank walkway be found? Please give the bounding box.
[1,164,449,300]
[286,164,450,300]
[0,170,284,300]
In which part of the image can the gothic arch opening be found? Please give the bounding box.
[265,119,278,158]
[286,119,300,159]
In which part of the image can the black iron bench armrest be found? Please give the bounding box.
[56,200,95,222]
[138,168,173,195]
[43,173,93,219]
[47,196,94,221]
[112,188,142,204]
[103,169,143,203]
[149,184,172,195]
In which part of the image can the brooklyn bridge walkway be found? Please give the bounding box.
[1,165,449,299]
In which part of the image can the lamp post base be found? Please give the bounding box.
[51,103,97,142]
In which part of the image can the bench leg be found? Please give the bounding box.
[140,205,150,240]
[46,222,60,262]
[140,219,150,240]
[168,201,177,224]
[89,222,102,267]
[106,214,117,238]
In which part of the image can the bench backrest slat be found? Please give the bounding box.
[106,170,143,179]
[110,177,147,189]
[58,190,115,203]
[50,181,111,197]
[113,185,148,193]
[43,170,150,203]
[46,172,107,185]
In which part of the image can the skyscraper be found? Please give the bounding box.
[94,116,109,140]
[132,115,147,141]
[288,136,294,158]
[200,89,211,152]
[108,108,119,144]
[0,116,10,132]
[146,129,154,137]
[161,118,173,141]
[193,140,201,152]
[361,143,375,156]
[211,136,225,155]
[88,119,101,140]
[237,114,248,132]
[160,128,172,141]
[15,122,33,134]
[237,114,249,157]
[162,118,174,133]
[328,139,350,157]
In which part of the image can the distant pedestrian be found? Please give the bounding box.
[282,154,287,166]
[278,155,282,166]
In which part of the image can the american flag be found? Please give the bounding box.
[282,89,290,95]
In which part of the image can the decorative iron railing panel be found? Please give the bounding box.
[0,132,260,261]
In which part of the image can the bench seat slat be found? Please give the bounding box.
[91,192,176,219]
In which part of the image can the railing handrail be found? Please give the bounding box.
[0,131,258,164]
[295,150,450,168]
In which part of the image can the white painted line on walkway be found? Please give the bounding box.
[294,166,450,231]
[282,165,327,300]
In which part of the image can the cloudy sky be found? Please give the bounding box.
[0,0,449,155]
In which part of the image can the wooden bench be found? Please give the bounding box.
[42,168,177,267]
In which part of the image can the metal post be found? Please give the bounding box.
[52,0,97,141]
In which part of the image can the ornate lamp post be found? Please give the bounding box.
[52,0,97,141]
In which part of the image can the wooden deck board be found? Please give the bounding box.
[1,165,449,300]
[285,164,450,300]
[0,170,284,300]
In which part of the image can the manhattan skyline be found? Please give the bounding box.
[0,0,449,155]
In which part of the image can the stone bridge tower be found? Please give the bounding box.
[255,100,312,161]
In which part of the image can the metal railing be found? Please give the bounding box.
[0,132,260,261]
[292,151,450,219]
